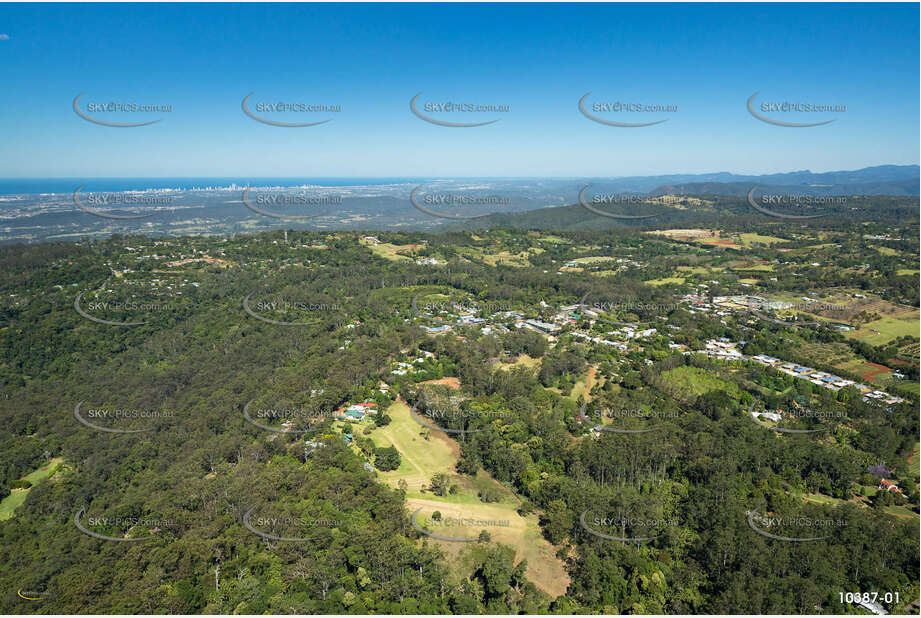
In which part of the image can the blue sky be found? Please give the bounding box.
[0,3,917,178]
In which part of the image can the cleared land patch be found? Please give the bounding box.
[368,400,569,597]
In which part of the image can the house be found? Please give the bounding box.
[338,403,377,421]
[424,325,451,334]
[879,479,902,495]
[304,440,326,457]
[752,411,782,423]
[522,319,560,334]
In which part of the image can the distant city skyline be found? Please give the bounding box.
[0,3,918,177]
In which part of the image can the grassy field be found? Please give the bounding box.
[870,245,900,256]
[567,366,599,402]
[738,232,789,246]
[646,229,743,250]
[676,266,711,275]
[497,355,541,370]
[0,457,64,521]
[360,239,417,262]
[644,276,685,286]
[367,400,569,597]
[659,366,742,400]
[455,246,540,268]
[566,256,618,265]
[846,314,920,346]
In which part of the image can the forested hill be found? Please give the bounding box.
[0,226,917,614]
[449,194,919,232]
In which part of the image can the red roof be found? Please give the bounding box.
[880,479,902,493]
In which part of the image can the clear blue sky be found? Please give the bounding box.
[0,3,917,177]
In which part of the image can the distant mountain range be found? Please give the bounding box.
[591,165,919,196]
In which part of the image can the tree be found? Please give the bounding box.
[374,446,401,471]
[429,473,451,496]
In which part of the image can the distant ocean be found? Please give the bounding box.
[0,178,425,195]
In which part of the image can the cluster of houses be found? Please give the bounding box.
[695,339,905,405]
[336,403,378,421]
[391,351,436,376]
